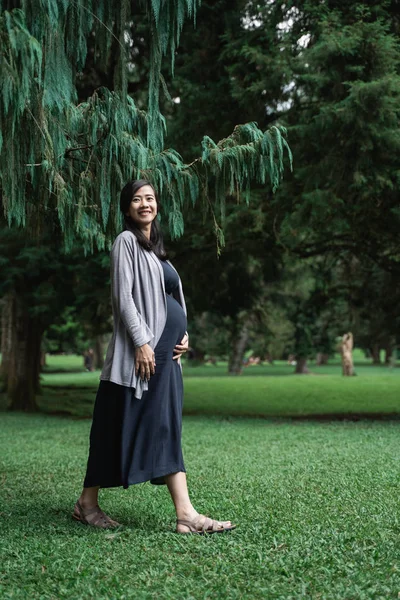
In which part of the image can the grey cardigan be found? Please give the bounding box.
[100,230,187,398]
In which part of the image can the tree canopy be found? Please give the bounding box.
[0,0,291,253]
[163,0,400,370]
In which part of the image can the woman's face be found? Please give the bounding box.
[126,185,158,229]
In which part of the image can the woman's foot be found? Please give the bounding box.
[165,472,236,534]
[72,501,121,529]
[176,512,236,534]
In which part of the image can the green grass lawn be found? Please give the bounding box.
[2,354,400,598]
[12,352,398,419]
[1,413,400,599]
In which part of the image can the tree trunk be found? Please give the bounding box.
[370,343,381,365]
[40,349,47,369]
[7,292,42,411]
[228,324,249,375]
[295,357,310,374]
[384,337,396,365]
[0,293,13,381]
[341,332,354,376]
[385,346,392,365]
[315,352,329,366]
[93,334,106,370]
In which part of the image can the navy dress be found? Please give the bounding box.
[84,260,187,488]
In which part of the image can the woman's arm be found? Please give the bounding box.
[111,235,152,348]
[111,235,156,380]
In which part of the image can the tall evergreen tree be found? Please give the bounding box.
[219,0,400,366]
[0,0,291,253]
[225,0,400,269]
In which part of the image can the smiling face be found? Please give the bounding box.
[125,184,158,230]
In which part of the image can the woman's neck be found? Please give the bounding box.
[140,224,151,240]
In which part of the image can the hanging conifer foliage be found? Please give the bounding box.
[0,1,292,252]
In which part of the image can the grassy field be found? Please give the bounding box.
[1,413,400,599]
[1,354,400,598]
[3,351,396,419]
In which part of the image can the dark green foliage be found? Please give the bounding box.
[219,1,400,270]
[0,1,291,253]
[279,5,400,270]
[336,255,400,358]
[45,306,88,354]
[0,226,75,325]
[209,0,400,360]
[156,2,295,367]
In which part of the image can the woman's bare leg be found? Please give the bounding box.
[165,472,197,520]
[165,472,232,533]
[74,486,120,527]
[78,486,100,509]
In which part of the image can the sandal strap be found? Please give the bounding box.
[176,518,197,532]
[177,515,224,533]
[78,504,101,517]
[74,501,120,528]
[90,509,112,527]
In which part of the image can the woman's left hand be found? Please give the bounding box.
[173,333,189,360]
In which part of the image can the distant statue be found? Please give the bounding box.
[340,333,354,376]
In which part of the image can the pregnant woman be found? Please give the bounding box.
[73,179,236,534]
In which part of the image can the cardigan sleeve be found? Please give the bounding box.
[111,235,152,348]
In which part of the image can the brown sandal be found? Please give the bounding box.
[176,514,237,535]
[72,501,121,529]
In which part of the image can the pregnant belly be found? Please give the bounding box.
[155,295,187,359]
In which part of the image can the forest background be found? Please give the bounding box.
[1,0,400,412]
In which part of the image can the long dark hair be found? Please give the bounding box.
[120,180,167,260]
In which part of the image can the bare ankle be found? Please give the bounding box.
[176,506,198,521]
[78,498,98,510]
[78,488,99,510]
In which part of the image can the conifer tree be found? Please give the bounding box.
[224,0,400,269]
[0,0,291,254]
[220,0,400,370]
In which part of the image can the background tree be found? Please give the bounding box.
[228,1,400,270]
[335,255,400,364]
[72,251,112,369]
[220,0,400,363]
[169,198,284,372]
[0,227,76,410]
[44,251,112,369]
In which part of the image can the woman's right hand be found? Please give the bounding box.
[135,344,156,381]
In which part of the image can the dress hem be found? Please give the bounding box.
[84,463,186,489]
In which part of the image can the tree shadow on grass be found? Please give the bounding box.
[182,409,400,422]
[0,500,157,536]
